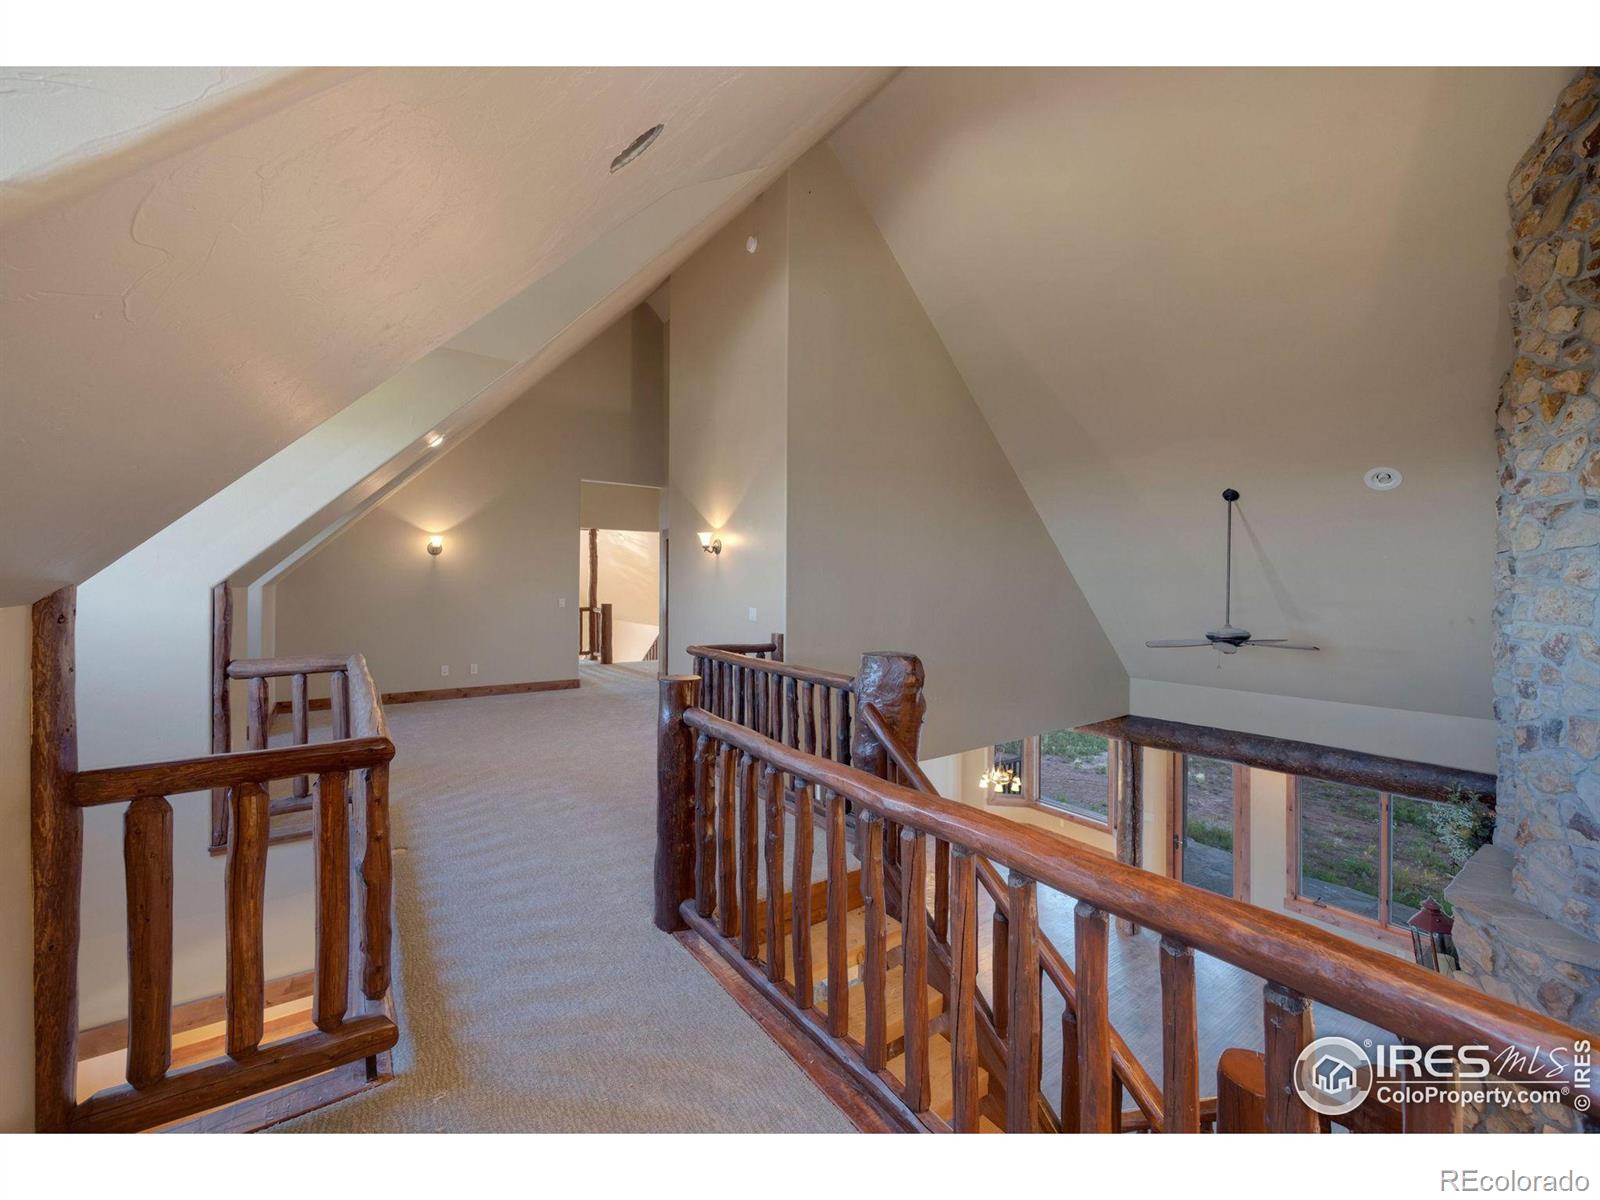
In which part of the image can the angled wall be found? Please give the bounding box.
[784,146,1127,757]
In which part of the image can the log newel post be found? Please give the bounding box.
[654,675,700,931]
[600,603,614,665]
[32,586,81,1132]
[769,632,785,662]
[849,651,926,781]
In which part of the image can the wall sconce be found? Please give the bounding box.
[698,531,722,556]
[427,536,444,557]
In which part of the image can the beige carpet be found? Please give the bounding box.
[276,662,854,1133]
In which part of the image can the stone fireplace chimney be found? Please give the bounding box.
[1447,67,1600,1133]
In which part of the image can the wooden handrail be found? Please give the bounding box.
[688,645,853,690]
[679,704,1592,1096]
[226,654,350,679]
[73,737,394,808]
[862,702,1165,1129]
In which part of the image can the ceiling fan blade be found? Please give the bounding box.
[1145,639,1212,648]
[1243,640,1320,651]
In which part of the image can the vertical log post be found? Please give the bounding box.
[247,676,269,751]
[1075,901,1114,1132]
[314,771,350,1032]
[849,652,927,781]
[1060,1005,1081,1132]
[737,752,759,960]
[761,764,785,981]
[716,746,737,939]
[225,782,270,1058]
[124,795,173,1090]
[1114,740,1141,935]
[693,733,716,918]
[330,669,350,740]
[654,675,699,931]
[948,848,980,1132]
[860,811,888,1072]
[791,782,814,1008]
[1263,983,1319,1133]
[992,909,1010,1038]
[209,581,232,848]
[1005,873,1041,1133]
[31,586,80,1131]
[769,632,784,662]
[600,602,614,665]
[291,672,310,799]
[1159,936,1200,1132]
[900,829,930,1113]
[360,762,392,1002]
[825,791,850,1037]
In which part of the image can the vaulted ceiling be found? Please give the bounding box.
[0,66,890,604]
[830,67,1572,720]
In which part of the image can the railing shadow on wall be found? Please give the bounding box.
[32,586,398,1133]
[655,643,1594,1134]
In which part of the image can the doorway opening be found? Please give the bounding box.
[578,481,663,665]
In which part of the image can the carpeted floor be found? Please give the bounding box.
[275,662,854,1133]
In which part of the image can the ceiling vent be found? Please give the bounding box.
[610,124,664,173]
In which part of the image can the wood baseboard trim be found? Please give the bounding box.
[78,970,316,1060]
[380,678,580,706]
[673,918,921,1134]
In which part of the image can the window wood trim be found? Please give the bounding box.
[986,733,1116,835]
[1284,777,1411,949]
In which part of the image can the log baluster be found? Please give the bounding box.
[1005,873,1041,1132]
[1060,1004,1081,1132]
[1075,901,1114,1131]
[762,764,785,981]
[124,795,173,1089]
[900,829,930,1113]
[1159,936,1200,1132]
[314,771,350,1031]
[948,847,980,1132]
[291,671,310,798]
[1263,983,1319,1132]
[933,838,950,944]
[819,685,834,763]
[225,782,270,1058]
[791,782,814,1008]
[738,752,759,960]
[785,677,799,749]
[330,669,350,740]
[801,681,817,755]
[825,790,850,1037]
[860,811,888,1071]
[360,762,392,1001]
[247,677,269,751]
[716,745,737,939]
[693,733,716,917]
[836,689,852,767]
[992,908,1010,1038]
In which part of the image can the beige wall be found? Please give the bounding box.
[0,605,31,1130]
[580,481,662,533]
[784,147,1127,758]
[666,186,790,672]
[275,309,665,697]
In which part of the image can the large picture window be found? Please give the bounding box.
[1170,754,1249,901]
[1286,778,1455,941]
[986,730,1117,832]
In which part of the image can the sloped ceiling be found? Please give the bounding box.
[0,66,890,605]
[830,67,1574,721]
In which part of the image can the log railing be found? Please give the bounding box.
[654,648,1595,1133]
[32,586,399,1133]
[688,636,860,771]
[579,603,614,664]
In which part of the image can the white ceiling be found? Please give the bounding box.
[831,67,1573,720]
[0,66,889,605]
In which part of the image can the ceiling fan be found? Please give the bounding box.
[1145,488,1320,655]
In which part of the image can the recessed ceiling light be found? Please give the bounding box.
[1364,467,1401,491]
[425,432,444,449]
[610,124,664,173]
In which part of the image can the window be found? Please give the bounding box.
[1287,778,1454,941]
[1172,754,1248,900]
[985,730,1117,832]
